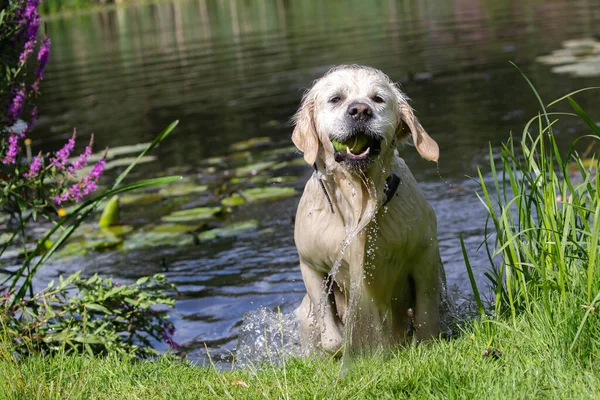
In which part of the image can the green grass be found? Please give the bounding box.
[1,308,599,399]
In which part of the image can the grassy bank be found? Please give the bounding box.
[1,307,599,399]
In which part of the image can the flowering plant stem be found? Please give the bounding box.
[6,121,180,306]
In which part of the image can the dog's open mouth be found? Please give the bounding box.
[332,133,381,165]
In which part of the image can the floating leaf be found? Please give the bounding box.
[267,176,300,184]
[538,39,600,77]
[204,151,251,166]
[197,220,259,241]
[229,137,271,151]
[120,192,163,206]
[161,206,224,223]
[149,223,206,234]
[106,156,157,171]
[259,146,298,158]
[536,54,578,65]
[221,193,246,207]
[240,187,297,202]
[552,62,600,77]
[235,161,275,176]
[122,230,195,250]
[101,225,133,237]
[158,183,209,197]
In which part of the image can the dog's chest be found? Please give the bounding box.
[295,170,435,277]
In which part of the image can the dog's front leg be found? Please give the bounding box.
[300,260,344,354]
[414,271,441,341]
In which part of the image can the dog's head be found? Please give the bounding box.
[292,65,438,171]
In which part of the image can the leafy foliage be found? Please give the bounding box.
[1,272,177,357]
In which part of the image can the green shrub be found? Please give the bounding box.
[1,272,177,357]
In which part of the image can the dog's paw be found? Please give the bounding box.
[320,331,344,354]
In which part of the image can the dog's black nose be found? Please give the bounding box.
[347,102,372,120]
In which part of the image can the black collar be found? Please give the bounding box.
[313,163,401,214]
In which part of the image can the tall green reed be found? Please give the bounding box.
[472,66,600,334]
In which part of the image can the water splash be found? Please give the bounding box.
[235,307,304,368]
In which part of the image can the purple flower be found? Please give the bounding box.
[162,332,181,350]
[54,192,68,205]
[80,156,106,197]
[61,154,106,203]
[30,107,38,125]
[85,155,105,181]
[68,184,83,203]
[32,37,51,91]
[6,85,26,125]
[23,155,42,179]
[3,134,20,165]
[51,130,76,169]
[69,134,94,172]
[19,0,41,41]
[19,38,37,65]
[25,106,38,134]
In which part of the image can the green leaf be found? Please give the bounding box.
[567,97,600,137]
[98,195,120,228]
[85,303,111,314]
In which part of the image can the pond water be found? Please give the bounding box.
[25,0,600,363]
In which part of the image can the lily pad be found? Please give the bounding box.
[563,38,599,49]
[259,146,298,158]
[536,54,578,65]
[197,220,259,241]
[235,161,276,176]
[109,143,153,158]
[552,63,600,77]
[204,151,252,166]
[161,206,224,223]
[267,176,300,184]
[122,230,195,250]
[229,137,272,151]
[271,158,305,170]
[120,192,163,206]
[149,223,206,234]
[158,183,209,197]
[538,38,600,77]
[104,156,157,171]
[221,193,246,207]
[240,187,297,203]
[102,225,134,237]
[55,233,123,257]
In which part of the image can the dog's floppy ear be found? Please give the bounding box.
[398,102,439,163]
[292,96,319,165]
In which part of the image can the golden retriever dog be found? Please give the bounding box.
[292,65,445,355]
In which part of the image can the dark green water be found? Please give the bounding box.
[28,0,600,362]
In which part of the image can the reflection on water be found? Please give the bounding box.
[29,0,600,362]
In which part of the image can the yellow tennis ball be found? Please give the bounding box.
[348,135,369,152]
[332,140,347,152]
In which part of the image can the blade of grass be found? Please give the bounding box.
[460,234,485,317]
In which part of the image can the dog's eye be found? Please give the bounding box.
[372,95,385,104]
[329,96,341,104]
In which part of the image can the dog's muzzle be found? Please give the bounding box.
[331,132,382,167]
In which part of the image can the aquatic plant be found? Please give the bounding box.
[467,65,600,356]
[0,0,181,357]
